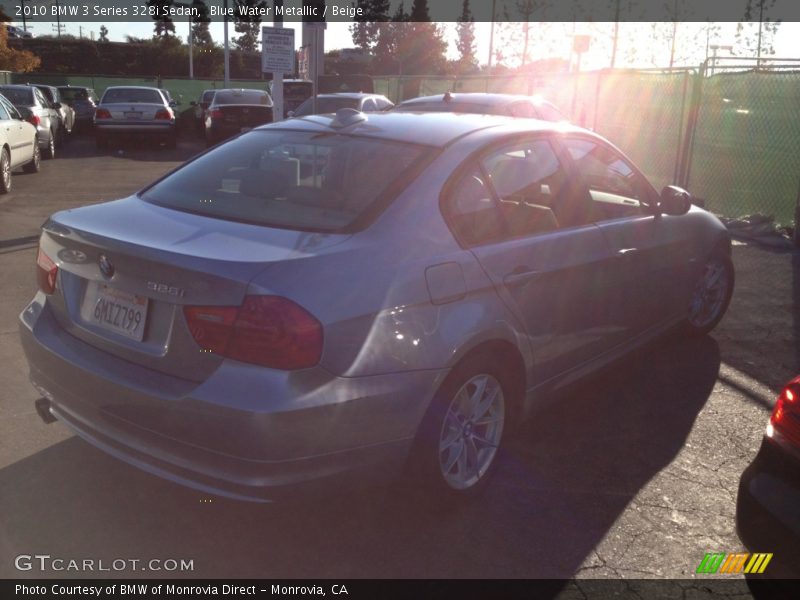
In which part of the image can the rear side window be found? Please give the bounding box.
[201,91,216,103]
[443,137,575,246]
[0,87,33,105]
[102,88,163,104]
[141,130,430,232]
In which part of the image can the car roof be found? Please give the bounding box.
[0,84,33,90]
[265,111,581,148]
[312,93,382,100]
[399,93,554,107]
[103,86,163,92]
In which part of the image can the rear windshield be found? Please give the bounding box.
[214,90,271,106]
[395,101,495,114]
[59,88,95,103]
[102,88,164,104]
[201,90,216,103]
[294,97,359,116]
[141,130,431,232]
[0,87,33,105]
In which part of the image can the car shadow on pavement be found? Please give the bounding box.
[0,334,719,581]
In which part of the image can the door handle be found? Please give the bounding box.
[503,266,543,286]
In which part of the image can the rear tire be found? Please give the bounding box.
[683,253,734,336]
[409,352,513,502]
[23,141,41,173]
[44,132,56,159]
[0,148,11,194]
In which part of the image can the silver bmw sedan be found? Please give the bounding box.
[20,109,733,502]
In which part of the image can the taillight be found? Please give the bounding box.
[36,246,58,294]
[184,296,323,370]
[94,108,111,119]
[768,377,800,446]
[155,108,173,120]
[209,109,224,120]
[27,114,40,127]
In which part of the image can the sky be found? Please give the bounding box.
[12,19,800,72]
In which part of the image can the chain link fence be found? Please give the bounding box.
[11,65,800,229]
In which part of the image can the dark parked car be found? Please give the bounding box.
[204,88,273,146]
[20,111,733,502]
[737,375,800,577]
[291,93,393,117]
[31,84,76,141]
[0,84,59,158]
[395,92,567,122]
[190,89,216,132]
[94,86,177,149]
[57,85,99,132]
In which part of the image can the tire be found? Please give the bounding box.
[44,132,56,159]
[23,141,41,173]
[410,352,514,501]
[0,148,11,194]
[683,253,734,336]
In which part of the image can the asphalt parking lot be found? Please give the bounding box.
[0,132,797,587]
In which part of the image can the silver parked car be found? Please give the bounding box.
[20,110,734,501]
[0,84,59,158]
[94,86,177,149]
[0,92,41,192]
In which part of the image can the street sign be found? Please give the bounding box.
[262,27,295,74]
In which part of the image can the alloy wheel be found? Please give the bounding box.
[688,258,731,329]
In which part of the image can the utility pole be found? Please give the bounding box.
[223,0,230,87]
[487,0,497,73]
[273,1,284,121]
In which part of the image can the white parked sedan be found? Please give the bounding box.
[0,92,41,193]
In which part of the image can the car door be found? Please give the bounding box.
[442,135,623,384]
[559,136,695,333]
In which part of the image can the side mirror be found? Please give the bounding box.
[659,185,692,216]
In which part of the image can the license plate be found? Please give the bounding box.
[124,111,142,119]
[80,282,149,341]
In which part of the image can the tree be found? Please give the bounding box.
[233,0,265,53]
[394,1,447,75]
[191,0,214,48]
[455,0,476,72]
[98,25,109,42]
[0,9,41,72]
[148,0,176,38]
[350,0,390,52]
[736,0,781,64]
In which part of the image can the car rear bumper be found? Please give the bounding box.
[20,295,443,502]
[95,122,175,135]
[736,438,800,577]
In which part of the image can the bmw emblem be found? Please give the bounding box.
[98,254,115,279]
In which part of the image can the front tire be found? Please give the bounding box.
[684,254,734,336]
[411,353,512,500]
[0,148,11,194]
[23,141,41,173]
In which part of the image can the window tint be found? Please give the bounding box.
[33,88,48,107]
[563,138,650,221]
[36,87,55,103]
[0,100,9,121]
[102,88,164,104]
[141,130,430,232]
[482,139,566,236]
[0,87,33,106]
[214,90,271,105]
[445,167,505,246]
[361,98,377,112]
[444,138,574,246]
